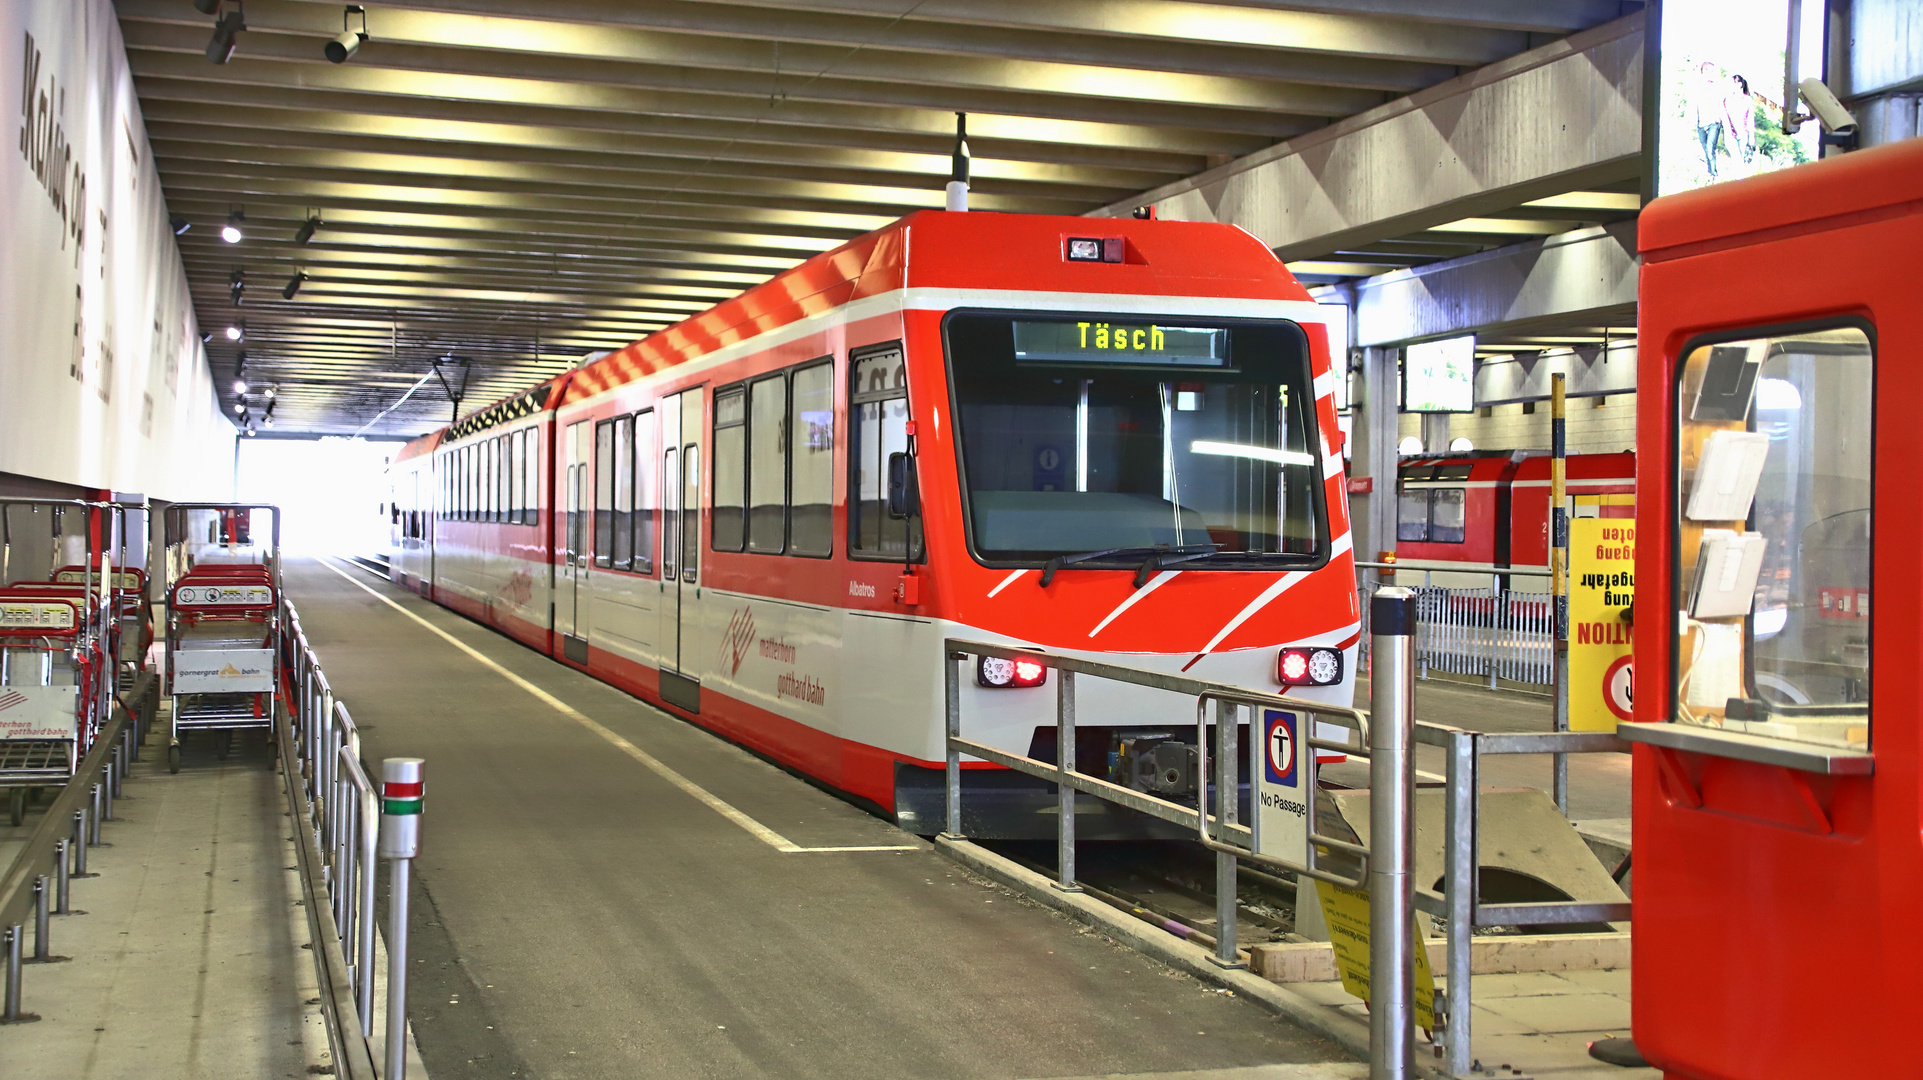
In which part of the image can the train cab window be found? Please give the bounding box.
[851,344,921,560]
[594,420,615,568]
[790,361,834,557]
[748,375,789,553]
[632,409,656,574]
[946,315,1325,567]
[1673,325,1873,750]
[1397,466,1434,541]
[712,388,747,552]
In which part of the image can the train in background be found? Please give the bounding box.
[1394,450,1634,572]
[386,209,1359,836]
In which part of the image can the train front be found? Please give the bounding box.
[890,212,1358,836]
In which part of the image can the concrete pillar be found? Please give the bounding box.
[1356,346,1401,571]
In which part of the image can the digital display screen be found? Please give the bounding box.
[1012,320,1227,367]
[1655,0,1824,196]
[1403,335,1475,413]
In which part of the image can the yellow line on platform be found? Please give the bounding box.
[317,559,918,855]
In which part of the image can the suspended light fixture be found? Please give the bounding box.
[194,0,220,13]
[225,321,244,342]
[282,270,308,300]
[207,9,244,66]
[325,6,369,63]
[222,211,245,243]
[170,215,191,236]
[294,214,322,244]
[230,269,245,305]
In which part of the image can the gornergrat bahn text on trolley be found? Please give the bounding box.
[387,209,1357,836]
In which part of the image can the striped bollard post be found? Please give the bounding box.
[379,758,424,1080]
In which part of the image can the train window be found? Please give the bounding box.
[712,388,747,552]
[612,416,634,569]
[1673,325,1873,750]
[790,361,834,557]
[594,420,615,568]
[523,428,540,526]
[632,410,656,574]
[498,435,511,524]
[1429,488,1466,543]
[946,314,1324,566]
[1397,488,1431,542]
[509,430,525,524]
[748,374,788,553]
[851,344,921,560]
[662,445,678,580]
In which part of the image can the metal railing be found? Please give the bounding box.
[0,677,151,1023]
[280,598,413,1079]
[1356,561,1555,688]
[943,588,1631,1079]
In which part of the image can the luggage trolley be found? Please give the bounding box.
[0,497,133,825]
[161,504,282,772]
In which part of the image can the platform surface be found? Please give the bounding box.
[285,557,1357,1080]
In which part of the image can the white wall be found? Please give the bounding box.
[1,0,235,500]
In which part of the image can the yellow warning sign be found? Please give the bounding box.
[1313,879,1435,1031]
[1570,516,1635,731]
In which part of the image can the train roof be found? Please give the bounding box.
[1641,136,1923,259]
[393,209,1306,465]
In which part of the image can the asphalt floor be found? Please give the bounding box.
[284,557,1357,1080]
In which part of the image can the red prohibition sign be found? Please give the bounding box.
[1604,655,1634,722]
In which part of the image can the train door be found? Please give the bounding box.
[657,388,702,712]
[556,420,590,663]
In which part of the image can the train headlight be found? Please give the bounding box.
[978,654,1047,688]
[1278,647,1343,687]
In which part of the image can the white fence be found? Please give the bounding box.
[1356,563,1555,687]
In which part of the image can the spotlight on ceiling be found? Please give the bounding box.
[225,321,244,342]
[194,0,221,14]
[326,7,369,63]
[170,215,191,236]
[234,402,246,416]
[282,270,308,300]
[200,331,214,344]
[294,215,322,244]
[221,211,244,243]
[207,10,244,65]
[230,269,245,305]
[234,377,248,394]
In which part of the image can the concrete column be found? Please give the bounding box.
[1421,414,1451,454]
[1357,346,1401,569]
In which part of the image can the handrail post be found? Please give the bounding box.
[1211,697,1243,969]
[943,650,962,838]
[1370,587,1418,1079]
[31,877,50,961]
[1443,728,1477,1077]
[1053,669,1080,892]
[2,925,21,1023]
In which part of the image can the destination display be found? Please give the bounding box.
[1012,320,1228,366]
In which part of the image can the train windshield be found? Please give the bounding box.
[946,312,1326,568]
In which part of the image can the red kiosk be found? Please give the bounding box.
[1626,137,1923,1076]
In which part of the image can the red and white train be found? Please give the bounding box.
[387,210,1357,834]
[1395,450,1635,570]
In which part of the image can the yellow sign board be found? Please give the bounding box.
[1313,879,1436,1032]
[1570,516,1635,731]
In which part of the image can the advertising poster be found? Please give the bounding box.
[1570,517,1635,730]
[1656,0,1825,195]
[1402,336,1474,414]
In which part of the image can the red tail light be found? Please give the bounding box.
[978,654,1048,688]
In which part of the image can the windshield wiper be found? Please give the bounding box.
[1040,544,1216,588]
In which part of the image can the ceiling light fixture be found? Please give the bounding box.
[294,215,322,244]
[230,269,245,305]
[326,6,369,64]
[194,0,221,13]
[282,270,308,300]
[170,215,191,236]
[225,321,244,342]
[221,211,244,243]
[206,8,244,65]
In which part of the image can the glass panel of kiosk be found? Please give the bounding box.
[1671,326,1873,751]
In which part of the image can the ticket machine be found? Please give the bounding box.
[1624,138,1923,1076]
